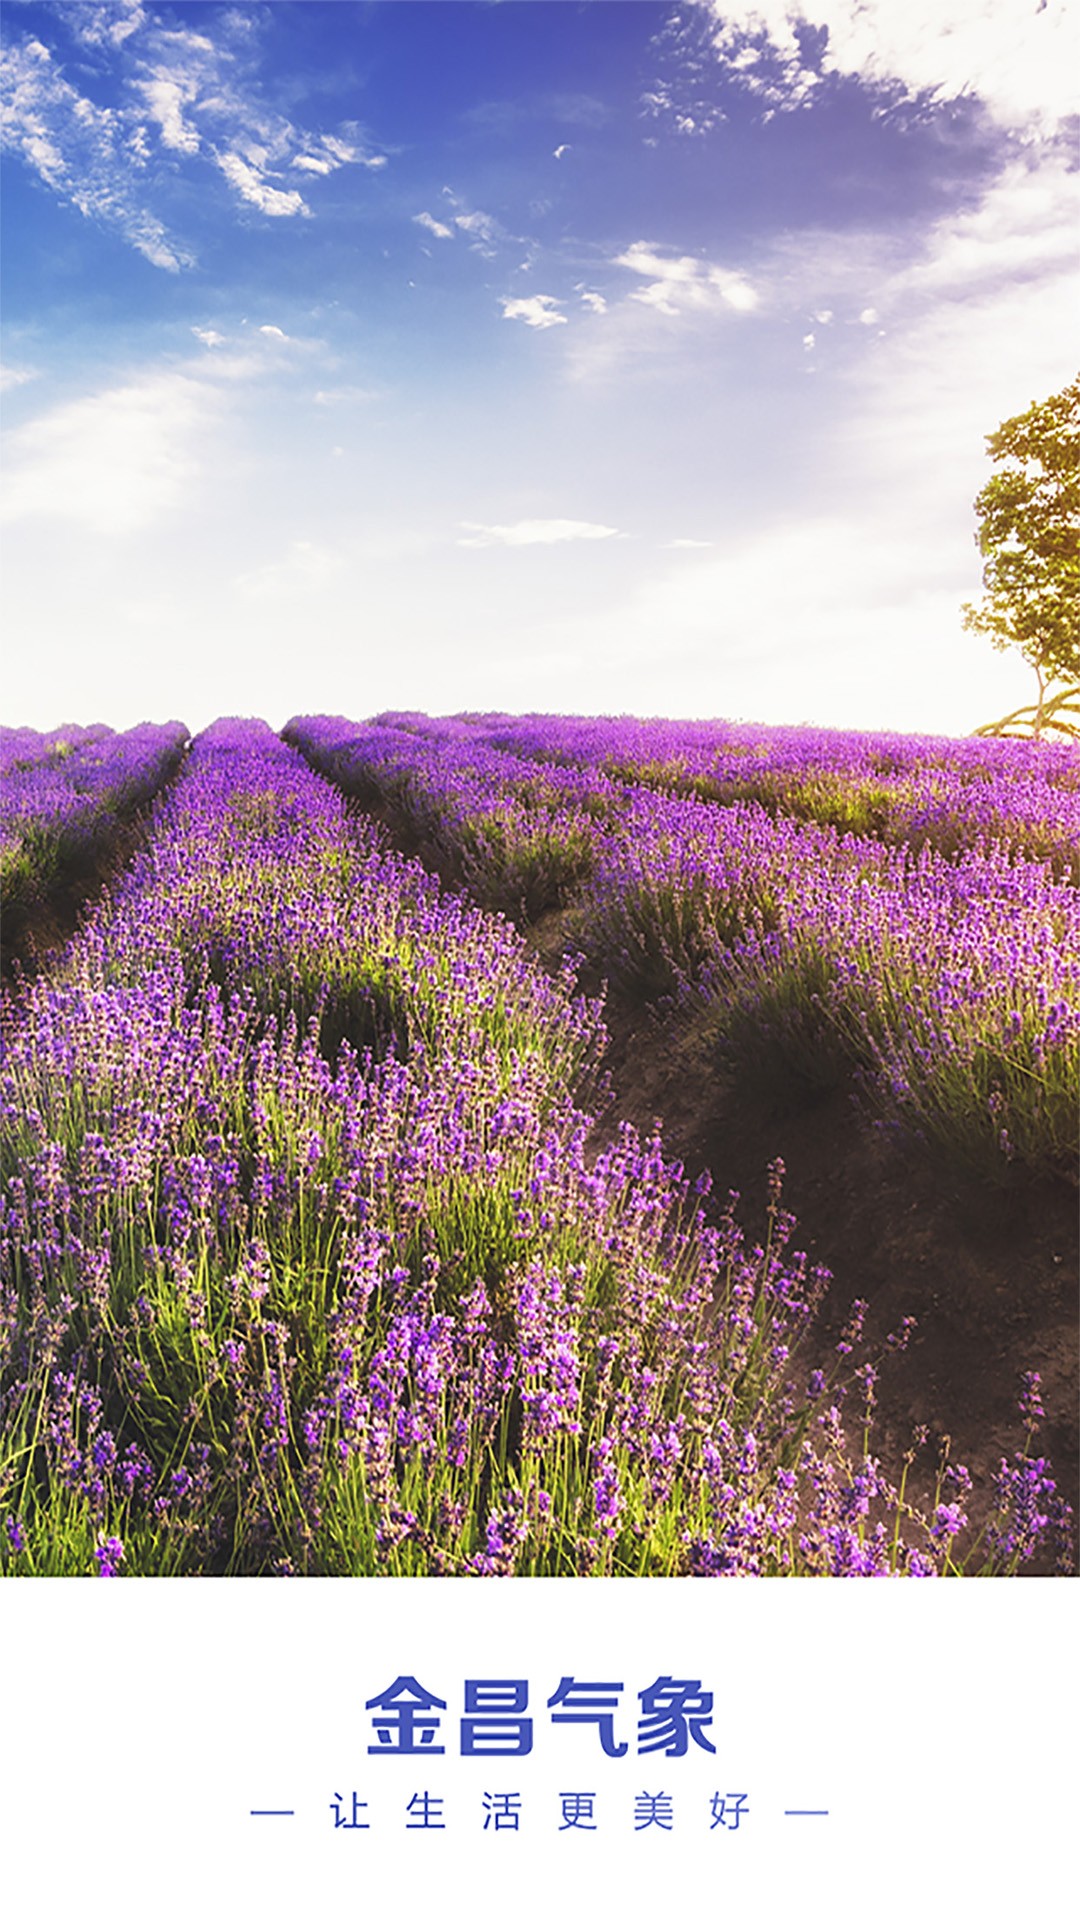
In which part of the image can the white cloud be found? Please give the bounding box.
[712,137,1078,361]
[501,294,567,329]
[886,155,1080,302]
[0,363,37,392]
[691,1,1079,133]
[666,537,714,548]
[439,187,506,254]
[553,143,571,158]
[571,82,1075,389]
[292,133,382,176]
[614,242,760,316]
[0,330,303,539]
[730,146,1076,368]
[0,368,212,535]
[457,519,621,548]
[579,290,608,314]
[148,26,216,58]
[0,10,385,266]
[135,73,199,153]
[69,3,146,51]
[413,210,454,239]
[454,209,499,250]
[495,498,1037,732]
[215,152,308,217]
[313,386,381,405]
[329,133,384,170]
[233,539,344,600]
[0,36,192,269]
[258,325,288,340]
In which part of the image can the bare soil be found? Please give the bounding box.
[1,818,149,987]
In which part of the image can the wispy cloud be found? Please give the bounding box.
[615,242,760,316]
[216,153,307,218]
[0,335,297,536]
[439,187,511,256]
[413,210,453,239]
[461,91,610,138]
[454,209,499,248]
[0,5,386,266]
[887,152,1080,303]
[501,294,567,329]
[563,238,761,374]
[313,386,382,406]
[457,518,621,548]
[572,110,1074,385]
[233,539,345,601]
[0,367,213,535]
[544,92,612,130]
[0,362,38,393]
[0,36,193,269]
[293,133,384,176]
[677,1,1078,133]
[136,70,199,153]
[754,143,1078,344]
[69,3,147,52]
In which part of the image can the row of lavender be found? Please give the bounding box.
[3,719,1068,1574]
[0,721,190,921]
[1,724,115,773]
[284,714,1079,1188]
[383,710,1080,879]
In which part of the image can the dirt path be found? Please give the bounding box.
[580,971,1078,1552]
[1,825,141,986]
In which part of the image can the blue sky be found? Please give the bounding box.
[1,0,1077,734]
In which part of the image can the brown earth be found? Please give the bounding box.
[3,862,112,985]
[1,818,149,987]
[604,993,1075,1542]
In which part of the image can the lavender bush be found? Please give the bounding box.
[445,712,1080,880]
[289,714,1079,1186]
[1,720,1071,1576]
[0,721,189,920]
[283,716,610,918]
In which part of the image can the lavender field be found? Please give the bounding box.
[0,721,190,975]
[1,713,1076,1578]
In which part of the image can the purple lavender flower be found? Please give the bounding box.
[93,1535,124,1578]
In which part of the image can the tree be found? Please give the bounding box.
[963,374,1079,739]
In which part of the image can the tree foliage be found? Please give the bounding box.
[962,375,1079,725]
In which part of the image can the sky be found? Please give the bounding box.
[1,0,1077,736]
